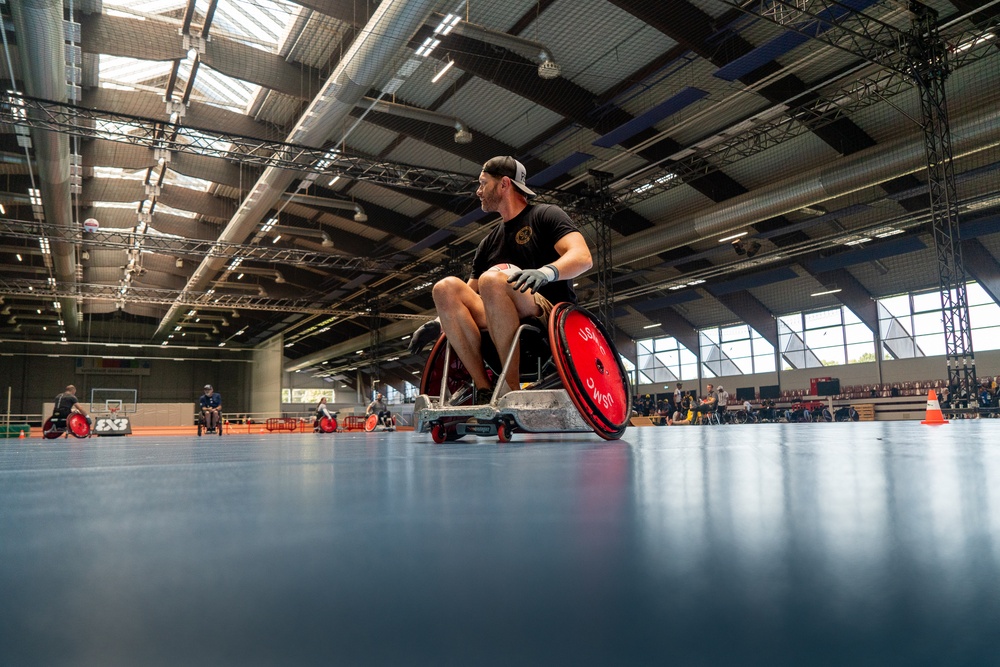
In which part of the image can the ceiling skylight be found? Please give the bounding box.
[98,0,299,113]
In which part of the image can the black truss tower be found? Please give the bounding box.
[588,169,616,336]
[368,294,382,396]
[730,0,977,405]
[908,4,976,405]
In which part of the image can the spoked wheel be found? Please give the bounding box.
[549,303,632,440]
[318,416,337,433]
[364,414,378,432]
[42,418,62,439]
[67,413,91,438]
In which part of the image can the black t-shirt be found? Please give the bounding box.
[54,392,78,416]
[471,204,581,305]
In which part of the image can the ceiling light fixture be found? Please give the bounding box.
[15,254,22,262]
[431,58,454,83]
[811,288,843,297]
[642,323,662,329]
[718,231,747,243]
[328,176,341,187]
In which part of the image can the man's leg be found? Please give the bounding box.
[432,277,491,391]
[477,271,543,391]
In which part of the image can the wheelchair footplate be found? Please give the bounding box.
[415,388,592,443]
[414,303,632,443]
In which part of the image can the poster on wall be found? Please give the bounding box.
[75,358,151,375]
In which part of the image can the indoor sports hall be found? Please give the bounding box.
[3,0,1000,664]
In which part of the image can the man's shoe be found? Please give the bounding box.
[474,387,493,405]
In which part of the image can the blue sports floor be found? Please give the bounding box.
[2,421,999,665]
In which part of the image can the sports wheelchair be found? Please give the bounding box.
[197,408,224,437]
[42,411,92,439]
[314,411,339,433]
[364,413,396,432]
[414,303,631,443]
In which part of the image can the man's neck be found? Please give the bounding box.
[498,198,528,222]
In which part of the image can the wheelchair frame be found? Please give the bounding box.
[414,303,631,443]
[42,412,92,439]
[197,408,224,437]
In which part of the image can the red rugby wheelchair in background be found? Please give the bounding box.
[42,411,92,439]
[414,303,631,443]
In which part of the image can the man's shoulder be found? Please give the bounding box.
[526,203,571,221]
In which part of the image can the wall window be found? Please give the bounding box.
[968,282,1000,351]
[386,382,419,404]
[879,282,1000,358]
[700,324,775,377]
[281,388,336,404]
[636,336,698,384]
[621,356,637,389]
[780,306,875,369]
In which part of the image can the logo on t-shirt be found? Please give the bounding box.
[515,226,532,245]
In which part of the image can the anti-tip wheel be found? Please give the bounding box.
[431,423,447,444]
[497,421,513,443]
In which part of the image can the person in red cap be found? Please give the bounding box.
[408,156,592,404]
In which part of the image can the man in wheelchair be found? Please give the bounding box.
[199,384,222,433]
[48,385,91,436]
[408,155,592,404]
[365,393,395,431]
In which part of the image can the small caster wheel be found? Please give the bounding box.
[431,423,447,444]
[497,421,512,443]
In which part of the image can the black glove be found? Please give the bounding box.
[407,319,441,354]
[507,264,559,294]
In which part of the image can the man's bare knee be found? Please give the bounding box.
[479,271,540,318]
[432,276,468,309]
[477,271,511,298]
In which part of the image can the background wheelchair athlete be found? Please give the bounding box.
[314,397,338,433]
[365,393,395,432]
[43,385,92,439]
[197,384,223,436]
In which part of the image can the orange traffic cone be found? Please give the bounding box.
[18,429,25,439]
[920,389,949,425]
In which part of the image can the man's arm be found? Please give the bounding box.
[507,231,593,294]
[550,231,593,281]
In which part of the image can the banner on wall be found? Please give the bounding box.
[75,358,151,375]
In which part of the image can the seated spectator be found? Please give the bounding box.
[668,407,697,425]
[673,393,693,423]
[694,384,719,419]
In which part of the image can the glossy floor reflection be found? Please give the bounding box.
[2,422,999,665]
